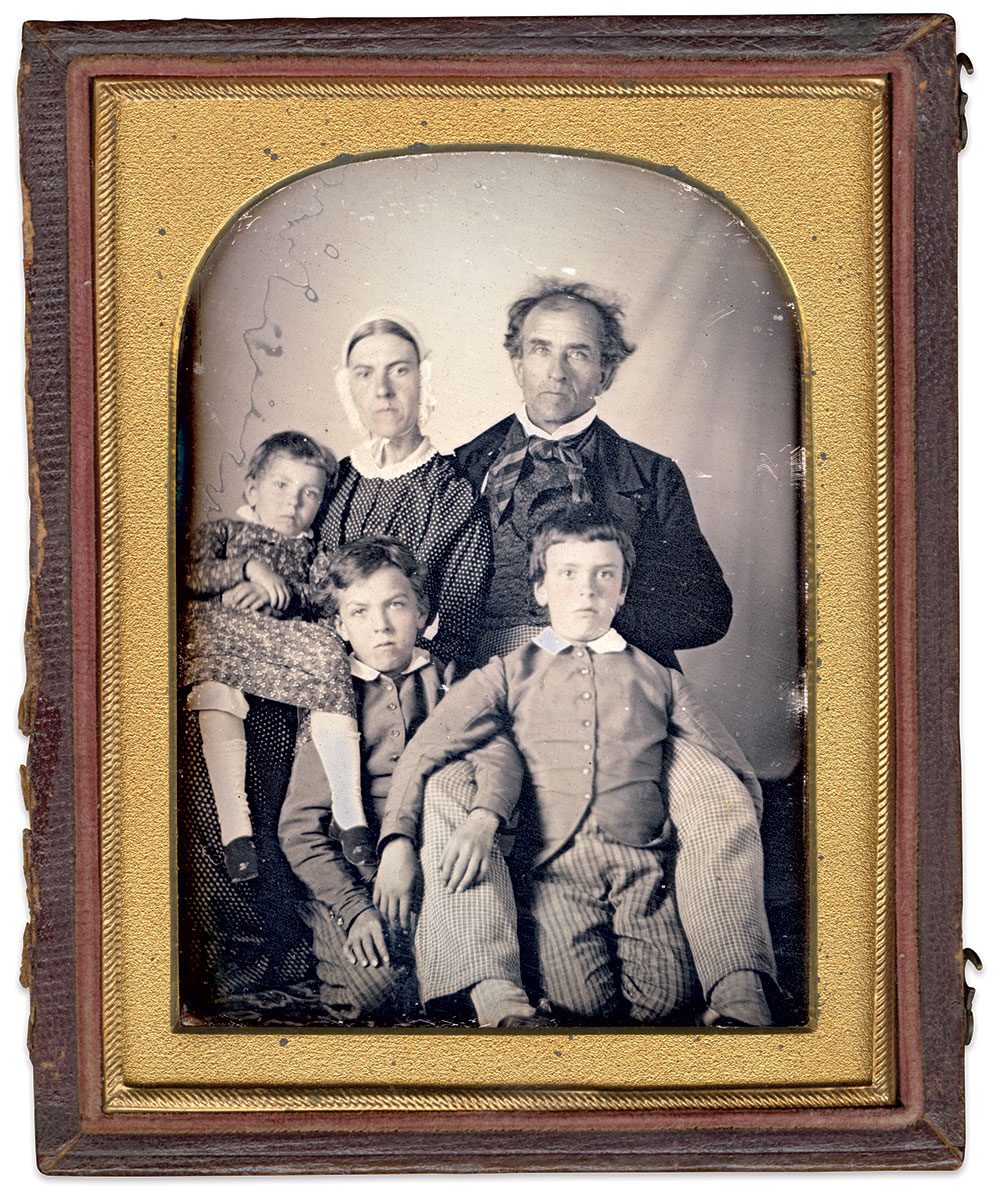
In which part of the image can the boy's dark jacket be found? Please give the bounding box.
[278,654,522,929]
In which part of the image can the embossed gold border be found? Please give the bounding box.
[93,76,893,1113]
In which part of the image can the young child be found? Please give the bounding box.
[377,504,777,1026]
[277,535,533,1024]
[180,430,368,883]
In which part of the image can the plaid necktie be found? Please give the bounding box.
[486,422,593,525]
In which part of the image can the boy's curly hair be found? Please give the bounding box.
[245,430,338,486]
[323,535,430,618]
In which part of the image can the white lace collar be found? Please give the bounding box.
[349,436,437,480]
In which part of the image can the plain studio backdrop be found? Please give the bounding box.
[184,149,801,778]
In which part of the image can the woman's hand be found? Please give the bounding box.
[439,808,500,893]
[373,837,419,931]
[245,558,291,610]
[343,907,390,969]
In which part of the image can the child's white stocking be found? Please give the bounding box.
[198,728,251,846]
[310,711,365,831]
[469,979,536,1027]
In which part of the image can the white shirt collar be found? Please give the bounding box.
[349,649,431,682]
[235,503,312,540]
[515,403,599,442]
[533,627,627,655]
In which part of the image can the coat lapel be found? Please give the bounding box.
[590,420,655,531]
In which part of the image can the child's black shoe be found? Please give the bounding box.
[223,835,260,882]
[340,824,378,884]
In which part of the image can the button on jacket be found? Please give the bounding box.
[381,629,761,868]
[279,652,523,927]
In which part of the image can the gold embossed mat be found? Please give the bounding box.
[90,71,891,1113]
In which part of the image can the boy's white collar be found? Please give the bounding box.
[349,650,432,681]
[534,627,627,655]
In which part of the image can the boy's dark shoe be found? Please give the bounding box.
[223,835,260,882]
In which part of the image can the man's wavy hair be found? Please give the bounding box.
[503,280,637,389]
[324,534,430,619]
[528,504,636,591]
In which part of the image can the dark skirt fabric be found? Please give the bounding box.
[177,695,316,1021]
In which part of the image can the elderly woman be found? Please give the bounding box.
[319,316,491,668]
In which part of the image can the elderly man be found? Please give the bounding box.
[455,280,732,669]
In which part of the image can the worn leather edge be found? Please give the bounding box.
[19,23,84,1165]
[905,13,965,1164]
[18,13,963,1173]
[22,14,939,60]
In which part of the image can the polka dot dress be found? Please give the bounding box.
[321,453,492,667]
[177,696,314,1018]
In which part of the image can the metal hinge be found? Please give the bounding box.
[958,54,974,151]
[964,946,982,1045]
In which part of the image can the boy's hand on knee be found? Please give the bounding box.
[344,908,389,969]
[245,558,291,610]
[440,809,500,894]
[373,838,418,931]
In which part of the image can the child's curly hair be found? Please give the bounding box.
[322,535,430,620]
[245,430,338,488]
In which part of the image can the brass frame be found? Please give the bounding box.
[92,74,893,1113]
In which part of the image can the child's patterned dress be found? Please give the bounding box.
[179,517,352,716]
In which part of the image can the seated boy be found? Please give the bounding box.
[377,505,776,1026]
[278,536,538,1025]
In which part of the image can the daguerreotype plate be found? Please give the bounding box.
[18,14,966,1173]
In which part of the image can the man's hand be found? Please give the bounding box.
[439,808,500,893]
[373,838,419,931]
[245,558,291,610]
[220,580,272,612]
[343,907,389,969]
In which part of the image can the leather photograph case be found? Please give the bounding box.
[19,14,965,1173]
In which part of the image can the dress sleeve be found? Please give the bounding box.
[616,458,733,658]
[379,660,510,847]
[425,484,493,670]
[185,520,251,598]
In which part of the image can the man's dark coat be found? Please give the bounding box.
[455,415,732,671]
